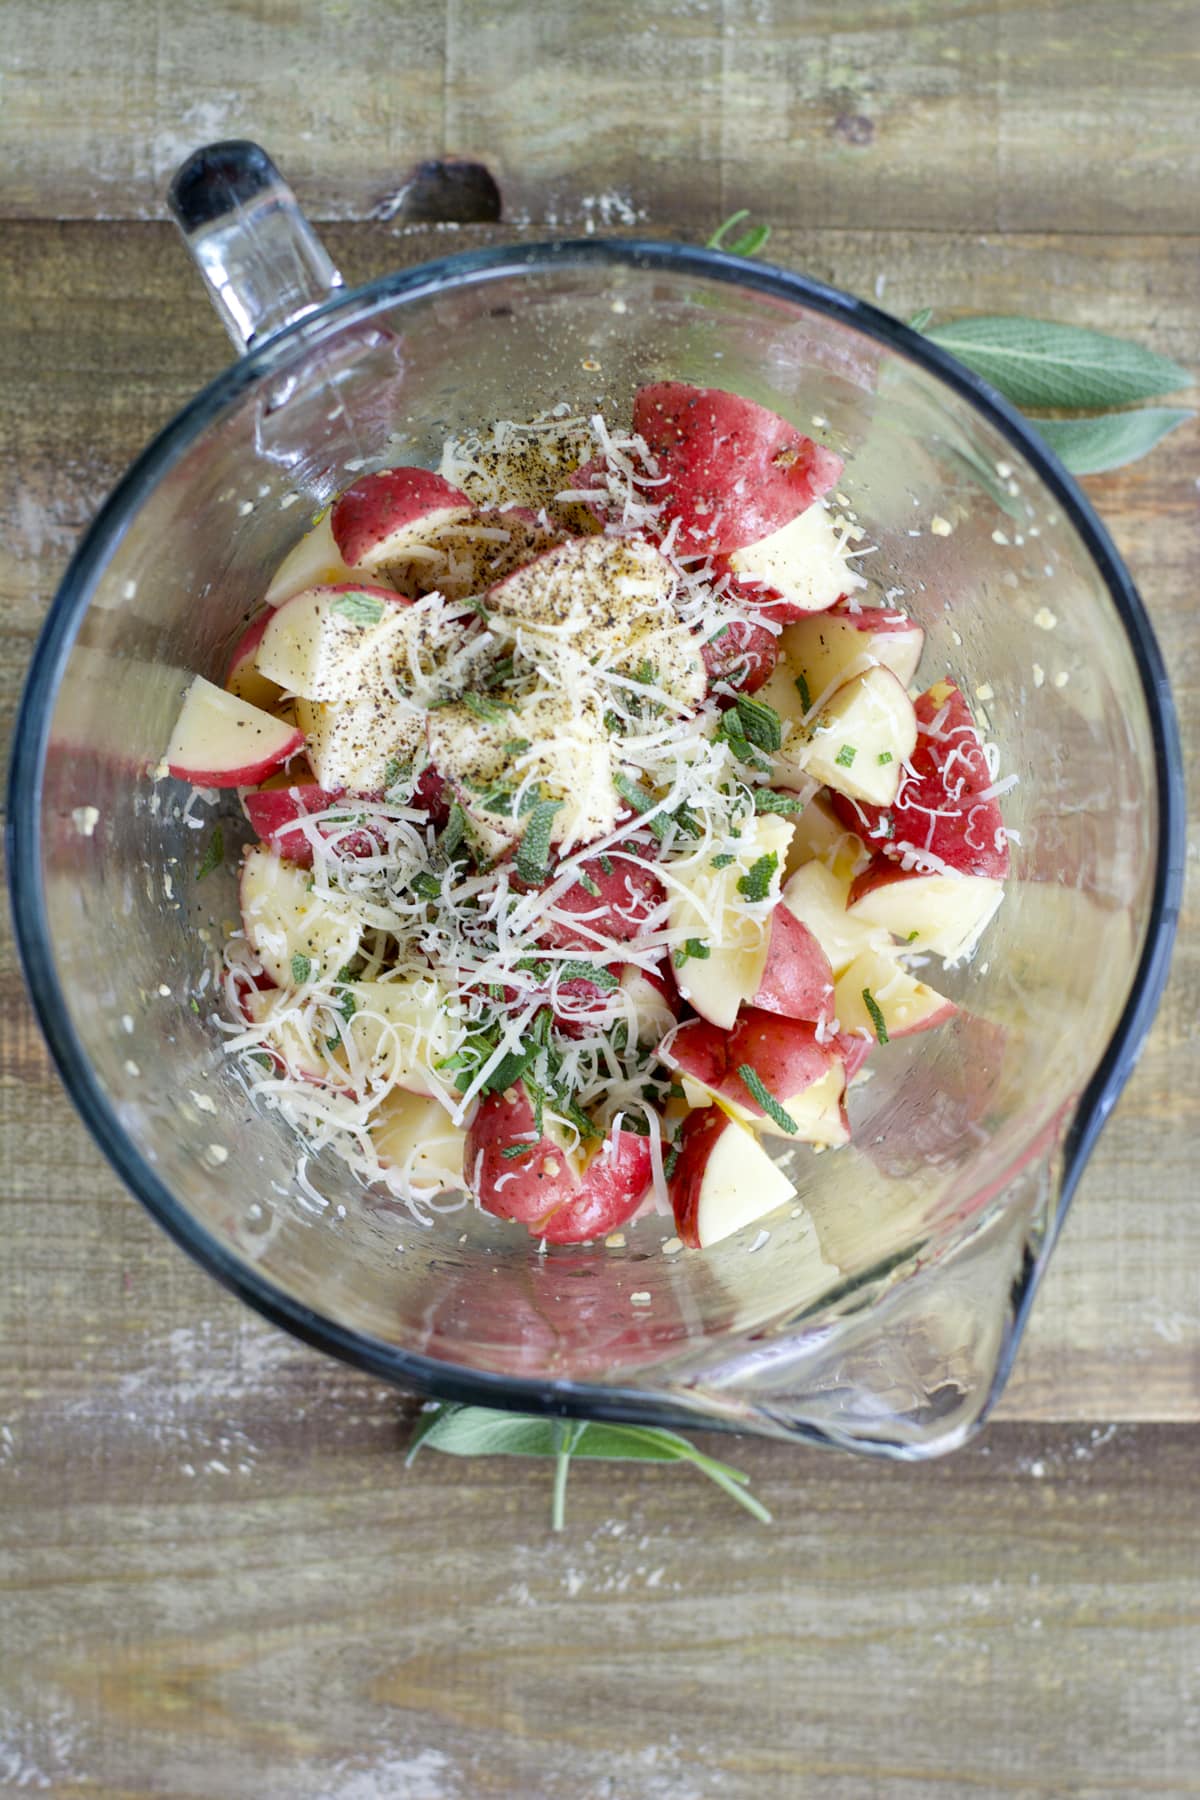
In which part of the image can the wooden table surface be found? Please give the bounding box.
[2,5,1198,1795]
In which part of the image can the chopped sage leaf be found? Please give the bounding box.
[515,799,561,885]
[558,960,620,992]
[462,690,511,724]
[197,826,224,881]
[753,789,804,815]
[331,591,386,627]
[736,1063,798,1135]
[736,851,779,903]
[732,692,783,753]
[861,988,889,1044]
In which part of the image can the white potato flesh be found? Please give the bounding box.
[767,1064,850,1147]
[834,946,955,1041]
[780,608,925,696]
[781,859,890,978]
[848,872,1004,965]
[240,846,364,986]
[427,693,620,853]
[783,793,869,883]
[692,1117,797,1247]
[255,589,403,702]
[801,666,917,806]
[728,503,866,612]
[296,695,426,795]
[618,967,678,1046]
[165,676,303,785]
[241,987,329,1081]
[753,660,814,790]
[488,536,706,709]
[265,512,357,607]
[371,1088,466,1189]
[337,978,454,1095]
[667,814,793,1029]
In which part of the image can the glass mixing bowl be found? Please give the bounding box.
[7,143,1184,1454]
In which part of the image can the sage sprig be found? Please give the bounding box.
[1020,406,1193,476]
[920,315,1192,473]
[711,219,1193,474]
[407,1401,772,1531]
[707,210,771,259]
[921,315,1189,411]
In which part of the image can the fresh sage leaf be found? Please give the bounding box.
[556,960,620,992]
[462,690,512,725]
[707,211,771,258]
[406,1403,772,1529]
[330,590,386,627]
[907,307,934,332]
[515,798,561,886]
[728,223,771,258]
[736,851,779,904]
[1026,406,1193,475]
[924,316,1190,411]
[736,1062,798,1135]
[196,825,224,880]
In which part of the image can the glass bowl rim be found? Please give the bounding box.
[6,237,1185,1446]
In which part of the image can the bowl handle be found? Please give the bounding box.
[168,141,343,352]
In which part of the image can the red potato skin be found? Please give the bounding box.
[330,468,473,565]
[825,598,921,636]
[242,783,388,867]
[467,1087,654,1243]
[831,680,1010,879]
[663,1016,726,1091]
[412,765,450,824]
[835,1030,873,1083]
[563,456,610,527]
[725,1009,839,1110]
[553,960,679,1040]
[466,1085,581,1225]
[226,611,271,684]
[847,857,909,911]
[752,905,836,1025]
[701,618,779,694]
[537,1131,654,1243]
[667,1106,736,1249]
[167,724,305,789]
[632,381,842,554]
[244,783,344,867]
[665,1009,837,1120]
[537,853,666,952]
[244,759,449,867]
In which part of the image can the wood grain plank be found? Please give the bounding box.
[1,1404,1198,1797]
[2,2,1198,234]
[1,217,1197,1423]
